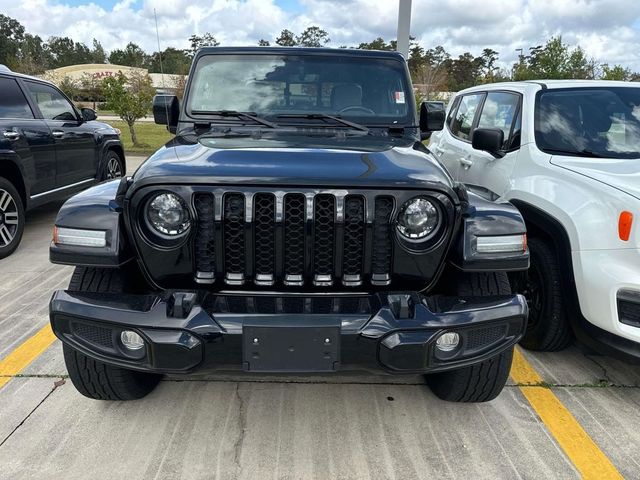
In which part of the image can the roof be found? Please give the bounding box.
[194,46,405,60]
[458,79,639,95]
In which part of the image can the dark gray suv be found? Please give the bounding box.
[0,65,125,258]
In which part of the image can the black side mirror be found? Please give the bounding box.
[471,128,505,158]
[419,101,445,140]
[153,95,179,134]
[80,107,97,122]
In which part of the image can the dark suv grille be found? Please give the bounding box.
[193,190,397,288]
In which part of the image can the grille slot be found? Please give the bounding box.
[313,194,336,283]
[194,191,400,287]
[223,193,246,281]
[254,193,276,279]
[284,194,306,281]
[194,193,215,277]
[371,197,394,284]
[343,196,365,279]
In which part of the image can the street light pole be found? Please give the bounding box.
[396,0,412,60]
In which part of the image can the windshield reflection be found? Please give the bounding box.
[535,87,640,158]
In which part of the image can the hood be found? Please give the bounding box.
[550,155,640,200]
[132,133,455,192]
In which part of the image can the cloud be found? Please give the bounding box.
[1,0,640,70]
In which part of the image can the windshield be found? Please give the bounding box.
[535,87,640,158]
[186,54,413,126]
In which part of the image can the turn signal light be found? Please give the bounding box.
[619,211,633,241]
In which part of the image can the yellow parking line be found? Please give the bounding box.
[511,347,623,480]
[0,324,57,390]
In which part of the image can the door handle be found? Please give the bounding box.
[459,157,473,169]
[52,131,65,139]
[2,131,20,141]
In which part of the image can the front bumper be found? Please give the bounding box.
[50,290,527,375]
[571,249,640,361]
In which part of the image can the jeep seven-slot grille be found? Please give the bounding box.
[194,191,395,287]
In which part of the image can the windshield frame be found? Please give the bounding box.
[181,50,417,129]
[534,86,640,159]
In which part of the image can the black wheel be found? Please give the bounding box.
[63,266,162,400]
[101,150,124,180]
[0,177,25,259]
[426,272,515,402]
[516,238,573,351]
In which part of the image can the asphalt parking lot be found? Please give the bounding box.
[1,156,640,480]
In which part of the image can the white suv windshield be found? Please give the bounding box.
[535,87,640,158]
[186,54,412,125]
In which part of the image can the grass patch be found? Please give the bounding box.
[106,120,173,155]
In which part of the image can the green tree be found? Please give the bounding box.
[480,48,499,82]
[108,42,148,68]
[90,39,107,64]
[601,64,632,81]
[296,26,330,47]
[45,36,93,68]
[275,29,297,46]
[444,52,484,91]
[513,36,597,80]
[16,34,51,74]
[148,47,190,74]
[58,76,79,101]
[102,71,155,147]
[187,33,219,57]
[258,39,270,46]
[0,14,25,68]
[357,37,394,51]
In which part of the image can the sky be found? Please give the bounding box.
[3,0,640,70]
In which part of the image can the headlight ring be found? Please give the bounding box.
[145,192,191,237]
[396,197,441,241]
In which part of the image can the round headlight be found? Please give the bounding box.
[396,197,440,240]
[146,193,191,235]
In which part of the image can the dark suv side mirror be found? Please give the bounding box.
[472,128,505,158]
[153,95,179,134]
[419,101,445,140]
[80,107,97,122]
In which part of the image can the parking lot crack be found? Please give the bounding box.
[0,377,65,448]
[585,355,614,385]
[232,383,248,477]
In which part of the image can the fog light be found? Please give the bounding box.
[120,331,144,350]
[435,332,459,352]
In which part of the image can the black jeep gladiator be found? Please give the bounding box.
[49,47,529,402]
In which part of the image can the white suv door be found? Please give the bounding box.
[460,91,522,198]
[430,92,485,181]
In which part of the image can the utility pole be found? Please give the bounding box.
[396,0,412,60]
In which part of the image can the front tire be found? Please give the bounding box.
[426,272,515,402]
[516,238,573,351]
[63,267,161,400]
[0,177,25,259]
[101,150,124,180]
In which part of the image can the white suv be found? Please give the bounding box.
[430,80,640,360]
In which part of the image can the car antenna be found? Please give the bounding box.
[154,8,170,129]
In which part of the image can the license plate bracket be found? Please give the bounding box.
[243,325,340,372]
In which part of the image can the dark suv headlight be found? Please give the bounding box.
[146,192,191,236]
[396,197,440,240]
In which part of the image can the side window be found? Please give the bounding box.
[0,78,34,119]
[25,81,77,121]
[477,92,521,149]
[450,93,484,141]
[446,96,461,128]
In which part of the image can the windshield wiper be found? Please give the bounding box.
[191,110,279,129]
[543,147,609,158]
[276,113,369,133]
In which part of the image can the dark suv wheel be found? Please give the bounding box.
[0,177,25,259]
[101,150,124,180]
